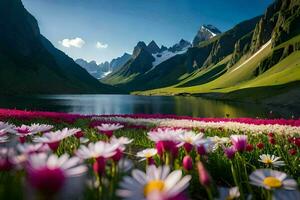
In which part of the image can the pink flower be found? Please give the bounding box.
[148,128,182,157]
[224,146,236,160]
[17,143,50,155]
[76,141,118,174]
[33,128,80,151]
[182,155,193,171]
[230,135,248,152]
[197,162,211,187]
[26,153,87,194]
[93,156,106,175]
[95,123,124,138]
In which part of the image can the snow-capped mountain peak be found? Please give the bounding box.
[192,24,221,46]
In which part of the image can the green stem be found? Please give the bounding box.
[206,187,214,200]
[231,161,245,200]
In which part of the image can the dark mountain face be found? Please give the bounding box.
[192,24,222,46]
[0,0,116,94]
[147,40,161,54]
[250,0,300,51]
[132,41,148,58]
[110,53,131,71]
[168,39,191,53]
[160,45,168,52]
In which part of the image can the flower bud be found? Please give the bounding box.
[182,155,193,171]
[197,162,211,187]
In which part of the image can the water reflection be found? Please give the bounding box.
[0,95,298,118]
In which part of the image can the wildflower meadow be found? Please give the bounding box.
[0,109,299,200]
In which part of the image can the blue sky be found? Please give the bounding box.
[22,0,273,64]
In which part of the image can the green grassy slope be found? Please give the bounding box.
[135,35,300,100]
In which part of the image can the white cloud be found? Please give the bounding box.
[96,41,108,49]
[59,37,85,48]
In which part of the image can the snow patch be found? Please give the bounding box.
[101,70,112,78]
[151,46,189,69]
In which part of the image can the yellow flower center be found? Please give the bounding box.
[145,152,152,158]
[263,158,273,164]
[263,177,282,188]
[185,137,193,143]
[144,180,165,196]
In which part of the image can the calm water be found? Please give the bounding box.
[0,95,299,118]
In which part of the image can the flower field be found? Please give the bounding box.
[0,109,299,200]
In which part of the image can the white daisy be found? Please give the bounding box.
[33,128,80,151]
[177,131,204,146]
[110,136,133,150]
[0,147,25,170]
[26,153,87,192]
[96,123,124,132]
[249,169,298,190]
[33,128,80,143]
[76,141,117,160]
[136,148,158,161]
[0,131,9,143]
[13,124,53,136]
[117,165,191,200]
[258,154,285,167]
[147,128,183,143]
[17,143,50,154]
[208,136,230,150]
[0,121,15,133]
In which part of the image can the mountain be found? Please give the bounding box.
[147,40,161,54]
[152,39,191,68]
[102,0,300,108]
[75,53,131,79]
[105,18,260,91]
[102,39,192,86]
[110,53,131,71]
[134,0,300,107]
[0,0,115,95]
[192,24,222,46]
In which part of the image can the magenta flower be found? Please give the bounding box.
[183,155,193,171]
[74,130,84,139]
[13,124,53,143]
[230,135,248,152]
[224,146,236,160]
[26,153,87,194]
